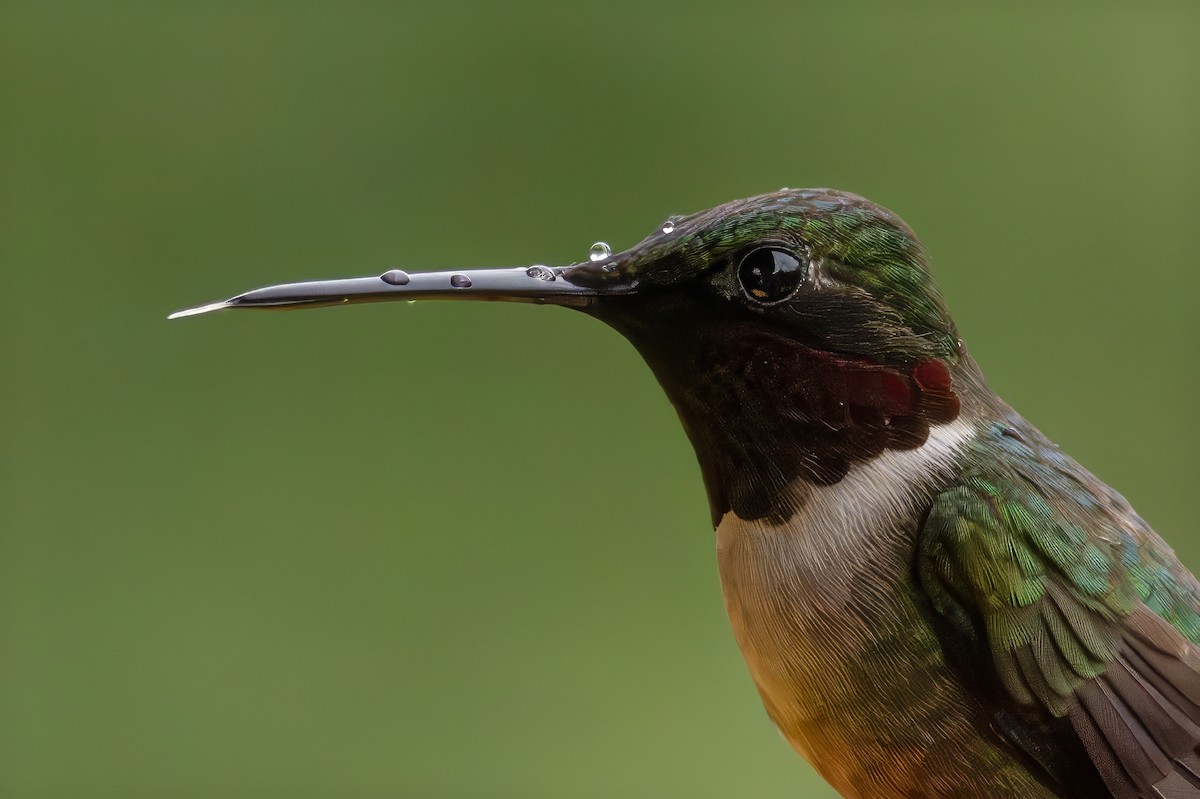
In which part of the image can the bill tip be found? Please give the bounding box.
[168,301,231,320]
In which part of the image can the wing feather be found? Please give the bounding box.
[918,421,1200,798]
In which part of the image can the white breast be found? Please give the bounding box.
[711,418,1063,798]
[713,418,977,774]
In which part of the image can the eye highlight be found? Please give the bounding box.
[736,247,807,304]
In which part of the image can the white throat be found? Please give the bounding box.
[717,417,977,574]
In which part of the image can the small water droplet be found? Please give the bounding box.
[601,264,618,273]
[526,265,556,281]
[588,241,612,262]
[450,274,472,288]
[661,214,683,234]
[381,269,410,286]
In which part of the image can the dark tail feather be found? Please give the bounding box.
[1067,606,1200,798]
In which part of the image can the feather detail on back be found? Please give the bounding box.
[919,418,1200,798]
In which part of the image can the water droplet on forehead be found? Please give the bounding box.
[449,274,472,288]
[380,269,410,286]
[661,214,683,234]
[526,265,556,281]
[588,241,612,262]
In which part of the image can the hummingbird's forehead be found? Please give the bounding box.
[568,188,923,290]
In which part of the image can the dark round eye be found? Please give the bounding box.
[737,247,807,304]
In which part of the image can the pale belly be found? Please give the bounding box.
[716,514,1054,799]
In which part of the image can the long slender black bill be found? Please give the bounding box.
[168,265,606,319]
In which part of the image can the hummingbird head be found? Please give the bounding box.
[172,189,965,524]
[567,189,957,364]
[563,189,965,522]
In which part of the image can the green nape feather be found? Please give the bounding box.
[918,418,1200,798]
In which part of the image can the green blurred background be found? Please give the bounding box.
[3,3,1197,797]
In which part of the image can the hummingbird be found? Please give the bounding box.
[172,189,1200,799]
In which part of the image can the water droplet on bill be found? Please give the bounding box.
[588,241,612,262]
[526,265,556,281]
[381,269,410,286]
[450,274,472,288]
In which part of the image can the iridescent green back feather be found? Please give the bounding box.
[919,417,1200,797]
